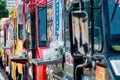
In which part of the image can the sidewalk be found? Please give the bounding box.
[0,68,8,80]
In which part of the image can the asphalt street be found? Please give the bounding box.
[0,68,8,80]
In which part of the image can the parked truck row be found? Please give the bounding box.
[0,0,120,80]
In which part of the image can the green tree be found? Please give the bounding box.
[0,0,8,19]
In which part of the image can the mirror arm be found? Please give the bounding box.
[90,0,95,55]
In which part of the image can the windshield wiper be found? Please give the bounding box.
[111,0,119,21]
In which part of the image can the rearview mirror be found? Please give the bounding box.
[71,11,89,55]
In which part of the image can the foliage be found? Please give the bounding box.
[0,0,8,19]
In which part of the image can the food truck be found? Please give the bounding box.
[4,0,120,80]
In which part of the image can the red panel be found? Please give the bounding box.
[22,2,25,13]
[34,47,46,80]
[35,0,46,6]
[29,0,35,10]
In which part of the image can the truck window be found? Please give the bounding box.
[108,0,120,51]
[85,0,103,52]
[18,24,22,40]
[38,7,47,46]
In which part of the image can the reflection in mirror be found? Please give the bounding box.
[71,11,89,55]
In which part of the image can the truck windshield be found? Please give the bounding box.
[108,0,120,51]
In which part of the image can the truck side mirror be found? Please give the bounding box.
[71,11,89,55]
